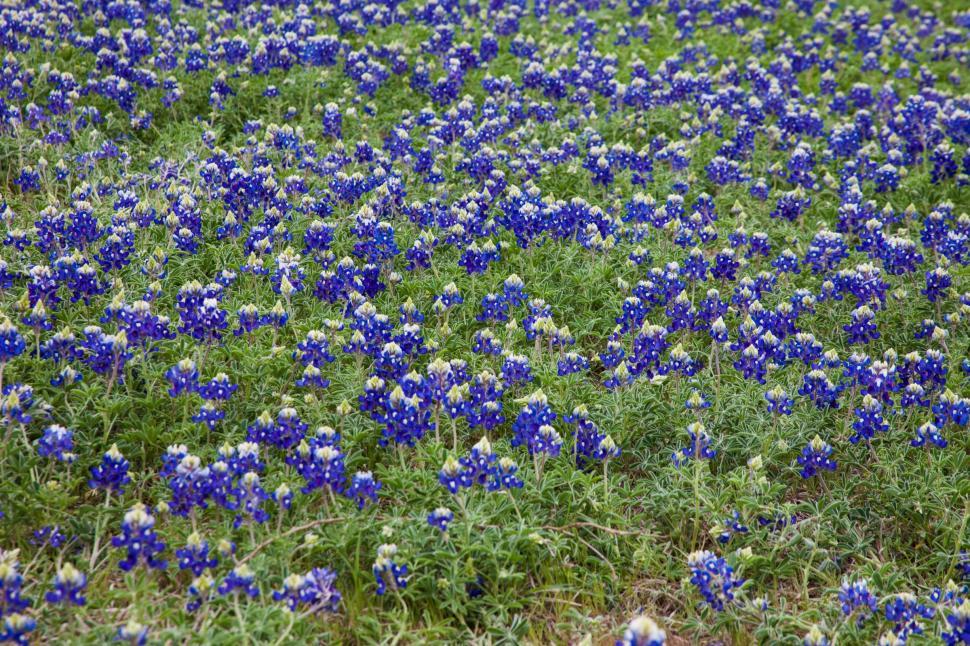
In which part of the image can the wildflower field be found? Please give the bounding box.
[0,0,969,642]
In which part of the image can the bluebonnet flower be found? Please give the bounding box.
[711,248,741,281]
[797,436,837,479]
[186,574,215,613]
[844,306,879,345]
[0,317,27,387]
[112,504,167,571]
[566,406,607,468]
[246,411,277,447]
[176,282,229,345]
[439,456,472,494]
[359,377,387,417]
[839,578,879,626]
[167,455,212,518]
[472,329,504,356]
[45,563,86,606]
[488,457,524,491]
[26,264,59,307]
[427,508,454,533]
[616,615,666,646]
[0,551,31,616]
[321,103,342,138]
[900,384,929,410]
[459,240,501,275]
[771,189,810,223]
[942,599,970,646]
[713,511,748,545]
[557,352,589,376]
[687,550,745,611]
[345,471,381,509]
[617,298,648,334]
[665,293,696,332]
[374,342,410,381]
[295,330,336,368]
[501,353,533,386]
[503,274,528,306]
[161,444,190,478]
[467,370,505,433]
[787,333,823,366]
[191,403,222,430]
[772,249,801,275]
[232,472,270,528]
[31,525,71,549]
[436,283,463,309]
[911,422,947,449]
[265,301,290,338]
[37,424,75,462]
[933,390,970,428]
[2,614,36,645]
[378,386,431,447]
[96,227,135,271]
[273,567,341,613]
[672,423,716,467]
[595,434,622,465]
[270,408,309,450]
[372,544,407,596]
[40,327,79,366]
[883,593,935,640]
[802,626,829,646]
[393,324,427,358]
[533,425,563,458]
[799,370,841,409]
[219,442,266,476]
[219,565,260,598]
[400,223,438,269]
[273,483,293,511]
[459,436,498,486]
[51,366,82,389]
[289,442,345,496]
[234,304,264,337]
[397,300,424,327]
[849,395,890,445]
[80,328,132,387]
[89,444,131,495]
[271,247,305,296]
[1,383,34,427]
[923,266,952,303]
[917,350,948,392]
[116,300,174,347]
[664,344,700,377]
[709,318,729,344]
[861,361,899,406]
[603,361,636,390]
[198,373,236,401]
[734,344,769,384]
[873,164,901,192]
[765,387,794,416]
[511,390,558,455]
[176,532,219,577]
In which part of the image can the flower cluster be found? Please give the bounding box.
[687,550,745,612]
[111,504,167,571]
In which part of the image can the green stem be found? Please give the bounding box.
[89,491,112,569]
[602,460,609,499]
[233,594,250,646]
[690,457,703,550]
[943,500,970,584]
